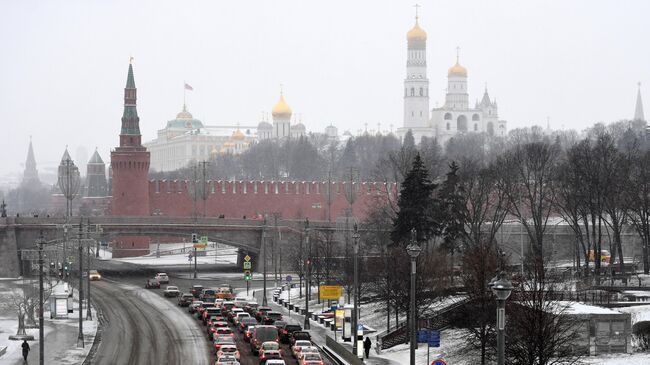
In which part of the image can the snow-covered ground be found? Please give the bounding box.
[99,242,238,266]
[0,278,98,364]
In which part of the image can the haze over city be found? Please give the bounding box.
[1,0,649,179]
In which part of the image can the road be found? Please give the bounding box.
[88,260,334,365]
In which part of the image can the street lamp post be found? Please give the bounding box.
[85,225,93,321]
[37,232,45,365]
[76,219,84,348]
[262,222,268,306]
[351,224,361,358]
[303,218,311,330]
[406,229,422,365]
[490,273,514,365]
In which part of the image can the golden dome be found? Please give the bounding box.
[448,62,467,77]
[407,19,427,42]
[176,104,193,119]
[272,93,292,119]
[232,128,245,141]
[223,141,235,148]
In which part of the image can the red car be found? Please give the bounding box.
[177,293,194,307]
[145,279,160,289]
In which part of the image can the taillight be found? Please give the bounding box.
[295,347,301,351]
[283,330,288,334]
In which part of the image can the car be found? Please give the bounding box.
[189,300,203,313]
[234,312,251,326]
[164,286,180,297]
[298,352,324,365]
[255,307,273,321]
[215,354,240,365]
[215,327,234,337]
[88,270,101,281]
[293,345,318,360]
[262,311,283,324]
[259,349,282,364]
[227,308,245,323]
[244,325,256,342]
[198,303,216,318]
[208,321,229,340]
[216,344,240,360]
[233,299,248,308]
[264,361,286,365]
[178,293,194,306]
[291,340,313,358]
[272,321,287,333]
[280,324,303,343]
[214,336,236,354]
[251,325,280,355]
[290,331,312,346]
[239,317,258,333]
[259,341,282,356]
[154,273,169,284]
[200,288,217,301]
[145,279,160,289]
[203,308,223,324]
[244,302,259,315]
[216,287,235,300]
[190,284,204,298]
[221,301,235,313]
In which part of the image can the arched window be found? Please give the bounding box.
[472,114,480,121]
[446,123,450,130]
[410,88,415,96]
[444,113,452,120]
[474,123,478,131]
[419,88,423,96]
[487,122,495,136]
[457,115,468,132]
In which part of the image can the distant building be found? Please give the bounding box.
[397,9,507,144]
[86,149,107,197]
[21,137,40,187]
[144,104,256,171]
[634,82,645,122]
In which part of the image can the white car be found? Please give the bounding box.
[298,352,323,365]
[292,341,316,358]
[234,312,250,325]
[265,360,286,365]
[155,273,169,284]
[163,286,180,297]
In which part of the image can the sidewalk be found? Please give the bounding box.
[0,279,97,365]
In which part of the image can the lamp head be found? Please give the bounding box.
[490,274,513,300]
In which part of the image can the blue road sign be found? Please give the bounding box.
[431,360,446,365]
[417,329,441,347]
[286,275,292,282]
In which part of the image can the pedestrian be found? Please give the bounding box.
[21,339,30,362]
[363,336,372,359]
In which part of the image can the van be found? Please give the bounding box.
[250,325,279,355]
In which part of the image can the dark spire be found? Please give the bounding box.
[119,60,143,148]
[22,137,39,185]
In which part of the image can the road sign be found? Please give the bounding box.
[20,249,58,261]
[286,275,292,282]
[431,360,446,365]
[200,236,208,244]
[193,243,207,249]
[319,285,343,300]
[188,254,193,262]
[417,329,441,347]
[244,255,251,262]
[68,256,76,263]
[243,261,252,270]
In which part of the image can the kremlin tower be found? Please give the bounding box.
[110,61,150,216]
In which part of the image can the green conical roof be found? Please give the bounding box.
[88,149,104,164]
[126,63,135,88]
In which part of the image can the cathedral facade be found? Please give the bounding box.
[397,13,507,144]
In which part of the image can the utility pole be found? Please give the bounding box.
[199,160,208,218]
[76,219,84,348]
[192,233,198,279]
[37,231,45,365]
[304,218,311,330]
[352,224,360,358]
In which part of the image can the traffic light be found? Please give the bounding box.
[191,233,198,243]
[244,270,252,281]
[64,262,70,277]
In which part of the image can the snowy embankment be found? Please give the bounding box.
[100,242,238,266]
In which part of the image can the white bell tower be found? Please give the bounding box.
[403,5,429,130]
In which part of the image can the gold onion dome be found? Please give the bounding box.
[272,93,292,119]
[407,18,427,42]
[176,104,193,119]
[448,58,467,77]
[232,128,245,141]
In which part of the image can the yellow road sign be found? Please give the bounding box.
[319,285,343,300]
[244,255,251,262]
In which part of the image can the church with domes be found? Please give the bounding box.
[397,10,507,144]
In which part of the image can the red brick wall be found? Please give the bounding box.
[110,150,150,216]
[148,180,398,220]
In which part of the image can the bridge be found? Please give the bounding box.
[0,216,342,277]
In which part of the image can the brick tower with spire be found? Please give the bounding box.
[110,61,151,257]
[110,61,150,216]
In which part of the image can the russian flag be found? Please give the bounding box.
[184,83,194,91]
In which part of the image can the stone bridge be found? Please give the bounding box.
[0,216,339,277]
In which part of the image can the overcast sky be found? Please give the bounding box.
[1,0,649,180]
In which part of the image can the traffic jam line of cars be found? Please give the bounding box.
[146,273,326,365]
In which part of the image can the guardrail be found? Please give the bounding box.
[326,335,364,365]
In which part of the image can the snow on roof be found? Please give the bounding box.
[560,301,623,315]
[617,304,650,324]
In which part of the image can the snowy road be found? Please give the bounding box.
[89,279,211,365]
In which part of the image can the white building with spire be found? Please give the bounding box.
[397,10,507,144]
